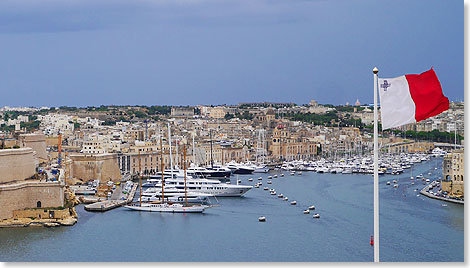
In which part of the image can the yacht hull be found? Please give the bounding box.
[124,203,207,213]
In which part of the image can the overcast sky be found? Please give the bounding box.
[0,0,463,107]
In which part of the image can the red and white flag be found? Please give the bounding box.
[378,68,449,129]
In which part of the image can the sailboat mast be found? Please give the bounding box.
[160,136,164,203]
[138,150,142,206]
[168,123,173,175]
[210,129,213,168]
[184,145,187,207]
[176,140,179,169]
[192,133,196,166]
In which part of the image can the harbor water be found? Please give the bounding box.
[0,158,463,262]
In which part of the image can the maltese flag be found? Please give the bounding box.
[378,68,449,130]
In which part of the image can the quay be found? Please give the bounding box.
[84,183,137,212]
[420,182,464,205]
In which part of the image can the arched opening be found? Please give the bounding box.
[37,201,42,208]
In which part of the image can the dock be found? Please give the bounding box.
[420,182,464,205]
[84,183,138,212]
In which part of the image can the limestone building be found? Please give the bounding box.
[441,150,464,197]
[0,148,64,220]
[18,133,48,163]
[171,107,195,118]
[70,153,121,182]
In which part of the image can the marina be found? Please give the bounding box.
[0,157,463,262]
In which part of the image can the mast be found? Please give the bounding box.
[160,136,165,203]
[256,129,259,163]
[176,139,179,169]
[184,144,187,207]
[139,150,142,206]
[192,133,196,166]
[168,123,173,175]
[210,129,213,168]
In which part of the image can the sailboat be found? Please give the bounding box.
[125,135,210,213]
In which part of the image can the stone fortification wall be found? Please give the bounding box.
[0,148,36,184]
[13,208,70,219]
[0,182,64,220]
[18,134,47,163]
[70,153,121,182]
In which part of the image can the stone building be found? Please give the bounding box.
[0,148,64,220]
[0,148,36,183]
[18,133,47,163]
[171,107,195,118]
[70,153,121,182]
[384,141,434,154]
[269,126,318,161]
[441,150,464,197]
[208,107,226,119]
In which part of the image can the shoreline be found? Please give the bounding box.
[420,182,464,205]
[0,207,78,228]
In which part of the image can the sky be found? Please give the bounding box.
[0,0,463,107]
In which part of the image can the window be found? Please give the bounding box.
[37,201,42,208]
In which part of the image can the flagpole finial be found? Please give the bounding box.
[373,67,379,74]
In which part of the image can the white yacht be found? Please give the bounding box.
[124,203,208,213]
[140,194,209,204]
[226,161,255,174]
[144,177,252,197]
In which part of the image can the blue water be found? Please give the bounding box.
[0,158,463,262]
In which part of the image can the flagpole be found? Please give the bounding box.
[373,67,379,262]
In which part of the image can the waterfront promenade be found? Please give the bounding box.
[84,183,137,212]
[420,182,464,205]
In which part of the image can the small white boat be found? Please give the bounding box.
[283,197,288,201]
[270,191,276,195]
[313,213,320,218]
[258,177,263,180]
[411,182,415,185]
[309,205,315,210]
[303,209,310,214]
[267,180,272,184]
[248,178,253,182]
[258,216,266,222]
[258,182,262,186]
[290,172,295,176]
[268,176,272,179]
[416,195,420,197]
[442,204,448,207]
[280,174,284,177]
[298,172,302,175]
[393,184,398,188]
[393,180,397,183]
[386,181,391,185]
[264,187,269,191]
[273,175,278,178]
[410,176,414,180]
[426,179,430,183]
[254,184,260,188]
[278,194,283,198]
[290,201,297,205]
